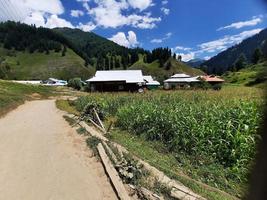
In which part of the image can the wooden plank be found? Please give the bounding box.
[97,143,131,200]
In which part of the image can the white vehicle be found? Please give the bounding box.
[42,78,67,86]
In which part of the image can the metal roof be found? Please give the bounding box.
[171,73,191,78]
[201,75,225,82]
[143,75,160,86]
[164,77,200,83]
[86,70,145,83]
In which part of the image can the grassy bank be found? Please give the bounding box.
[0,80,53,116]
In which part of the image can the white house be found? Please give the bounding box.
[86,70,145,92]
[164,73,200,89]
[143,75,160,89]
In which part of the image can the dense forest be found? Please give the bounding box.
[0,21,177,72]
[202,28,267,74]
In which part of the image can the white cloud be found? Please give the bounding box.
[204,56,211,60]
[162,0,168,5]
[76,0,161,29]
[23,11,46,27]
[174,46,192,51]
[109,31,138,48]
[161,7,170,15]
[78,22,96,32]
[198,28,262,53]
[0,0,75,29]
[45,14,74,28]
[150,32,172,43]
[176,52,195,62]
[217,17,262,31]
[71,10,84,17]
[128,0,152,11]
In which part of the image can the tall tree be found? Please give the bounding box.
[252,48,263,64]
[234,53,247,71]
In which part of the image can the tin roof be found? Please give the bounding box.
[201,75,224,82]
[164,76,200,83]
[143,75,160,86]
[86,70,145,83]
[171,73,191,78]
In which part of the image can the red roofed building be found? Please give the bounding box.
[200,75,224,85]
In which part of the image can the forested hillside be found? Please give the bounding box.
[203,28,267,74]
[0,21,94,80]
[0,21,203,80]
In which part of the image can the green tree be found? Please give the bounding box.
[173,53,177,59]
[61,45,67,56]
[234,53,247,71]
[251,48,263,64]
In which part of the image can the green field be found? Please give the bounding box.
[0,46,95,80]
[71,86,264,200]
[0,80,53,116]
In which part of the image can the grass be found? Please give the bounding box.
[0,80,53,116]
[56,99,80,115]
[73,86,264,200]
[109,130,238,200]
[0,46,95,80]
[223,62,267,87]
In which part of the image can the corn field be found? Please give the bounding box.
[74,87,264,196]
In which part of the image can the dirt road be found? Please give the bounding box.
[0,100,117,200]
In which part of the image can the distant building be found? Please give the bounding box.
[42,78,67,86]
[86,70,145,92]
[164,73,200,89]
[143,75,160,90]
[200,75,224,85]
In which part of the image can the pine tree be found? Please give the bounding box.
[234,53,247,71]
[252,48,263,64]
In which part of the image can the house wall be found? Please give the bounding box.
[89,81,141,92]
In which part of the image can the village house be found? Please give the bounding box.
[86,70,145,92]
[200,75,225,85]
[163,73,200,89]
[143,75,160,90]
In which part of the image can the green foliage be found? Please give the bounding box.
[67,77,82,90]
[74,88,264,197]
[86,136,101,156]
[233,53,247,71]
[115,153,144,185]
[251,48,263,64]
[76,127,87,135]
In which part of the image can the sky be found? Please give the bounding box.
[0,0,267,61]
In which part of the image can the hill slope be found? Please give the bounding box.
[203,28,267,74]
[130,57,205,83]
[0,46,94,80]
[223,61,267,87]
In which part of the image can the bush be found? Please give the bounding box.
[68,77,82,90]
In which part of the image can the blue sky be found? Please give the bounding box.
[1,0,267,61]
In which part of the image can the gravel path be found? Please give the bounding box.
[0,100,117,200]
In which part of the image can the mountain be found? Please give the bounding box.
[0,21,203,81]
[54,27,147,69]
[202,28,267,74]
[186,58,205,67]
[0,21,94,80]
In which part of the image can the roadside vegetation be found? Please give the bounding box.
[0,80,53,116]
[70,86,264,199]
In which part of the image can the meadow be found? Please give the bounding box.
[73,86,265,199]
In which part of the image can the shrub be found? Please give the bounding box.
[68,77,82,90]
